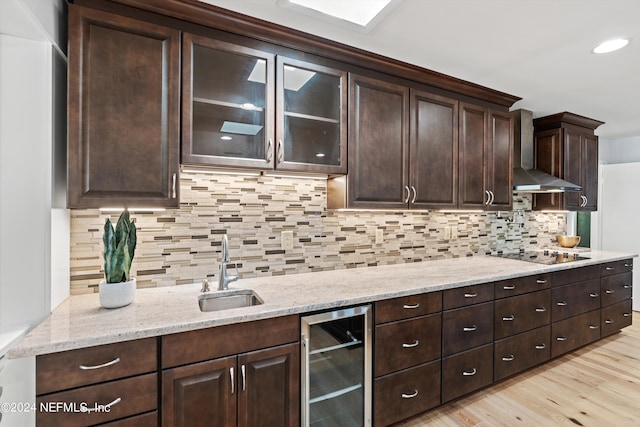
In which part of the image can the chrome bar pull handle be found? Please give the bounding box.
[605,319,615,324]
[503,315,515,321]
[241,364,246,392]
[589,325,599,330]
[462,368,477,376]
[535,307,547,312]
[404,186,410,203]
[503,285,516,290]
[277,139,284,163]
[79,357,121,370]
[624,313,632,317]
[556,336,568,341]
[535,343,546,350]
[171,173,177,199]
[266,139,273,162]
[230,367,235,395]
[410,186,417,204]
[589,293,599,298]
[556,301,568,306]
[489,190,495,205]
[606,289,615,294]
[536,280,547,284]
[464,292,478,298]
[402,340,419,348]
[605,266,615,271]
[463,326,477,332]
[402,390,419,399]
[624,263,632,268]
[502,355,515,362]
[403,303,420,309]
[485,190,490,205]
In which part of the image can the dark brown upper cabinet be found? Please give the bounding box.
[533,112,604,211]
[182,33,347,174]
[458,104,513,211]
[329,74,460,210]
[67,4,181,208]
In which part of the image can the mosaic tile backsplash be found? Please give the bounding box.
[70,172,567,294]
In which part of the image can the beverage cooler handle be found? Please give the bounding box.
[302,335,310,427]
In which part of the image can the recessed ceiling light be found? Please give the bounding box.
[592,38,631,54]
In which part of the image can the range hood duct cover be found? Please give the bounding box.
[512,109,582,193]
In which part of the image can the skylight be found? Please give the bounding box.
[278,0,403,32]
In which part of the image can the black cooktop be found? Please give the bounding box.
[491,250,590,265]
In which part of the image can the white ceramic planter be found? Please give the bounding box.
[99,278,136,309]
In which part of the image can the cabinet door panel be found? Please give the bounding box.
[533,128,564,210]
[162,357,236,427]
[68,5,180,208]
[410,90,458,209]
[551,278,600,322]
[601,299,633,337]
[494,325,550,381]
[238,343,300,427]
[443,282,493,310]
[375,292,442,324]
[348,74,409,209]
[582,135,598,210]
[458,103,487,208]
[486,110,513,210]
[551,310,600,358]
[182,33,274,168]
[442,302,493,357]
[564,130,585,210]
[495,273,551,299]
[601,272,633,307]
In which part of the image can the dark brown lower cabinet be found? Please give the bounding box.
[441,344,493,403]
[374,360,441,427]
[551,310,601,358]
[494,325,550,381]
[494,289,550,339]
[442,301,493,357]
[601,299,633,337]
[161,343,299,427]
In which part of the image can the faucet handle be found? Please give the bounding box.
[201,279,210,293]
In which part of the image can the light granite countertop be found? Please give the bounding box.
[7,251,636,358]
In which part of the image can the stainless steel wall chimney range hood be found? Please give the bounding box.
[512,109,582,193]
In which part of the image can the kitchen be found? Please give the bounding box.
[1,0,639,426]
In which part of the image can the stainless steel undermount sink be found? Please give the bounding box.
[198,289,263,312]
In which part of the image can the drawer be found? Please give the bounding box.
[551,278,600,322]
[374,360,440,427]
[375,313,441,376]
[36,338,157,395]
[494,289,550,340]
[442,302,493,357]
[443,282,493,310]
[494,325,550,382]
[442,344,493,403]
[375,292,442,324]
[601,299,633,337]
[36,373,157,427]
[494,273,551,299]
[601,259,633,277]
[601,272,633,307]
[162,315,298,368]
[551,265,600,287]
[551,310,601,358]
[101,411,157,427]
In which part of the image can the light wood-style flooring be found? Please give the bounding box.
[396,312,640,426]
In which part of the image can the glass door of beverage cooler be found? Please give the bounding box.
[301,305,372,427]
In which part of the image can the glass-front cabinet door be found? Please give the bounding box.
[276,57,347,174]
[182,33,275,168]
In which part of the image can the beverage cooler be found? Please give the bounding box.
[301,305,372,426]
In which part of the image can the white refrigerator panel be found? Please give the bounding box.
[600,163,640,311]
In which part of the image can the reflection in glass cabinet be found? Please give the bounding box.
[182,33,274,167]
[301,306,372,426]
[277,57,347,173]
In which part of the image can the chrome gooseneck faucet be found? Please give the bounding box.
[219,234,239,290]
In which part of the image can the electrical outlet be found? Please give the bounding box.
[451,226,458,239]
[281,230,294,250]
[444,226,452,240]
[548,221,559,233]
[375,228,384,244]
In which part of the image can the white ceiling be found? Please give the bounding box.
[199,0,640,140]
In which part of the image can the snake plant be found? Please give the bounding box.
[103,210,137,283]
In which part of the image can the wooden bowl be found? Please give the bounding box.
[556,235,581,248]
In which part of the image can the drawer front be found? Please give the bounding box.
[601,299,633,337]
[443,282,493,310]
[375,313,441,376]
[36,338,157,395]
[551,278,601,322]
[101,411,157,427]
[494,325,550,382]
[494,273,551,299]
[162,315,298,368]
[36,373,157,427]
[552,265,600,287]
[551,310,601,358]
[601,259,633,277]
[494,289,550,340]
[442,344,493,403]
[601,272,633,307]
[442,302,493,357]
[374,360,441,427]
[375,292,442,324]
